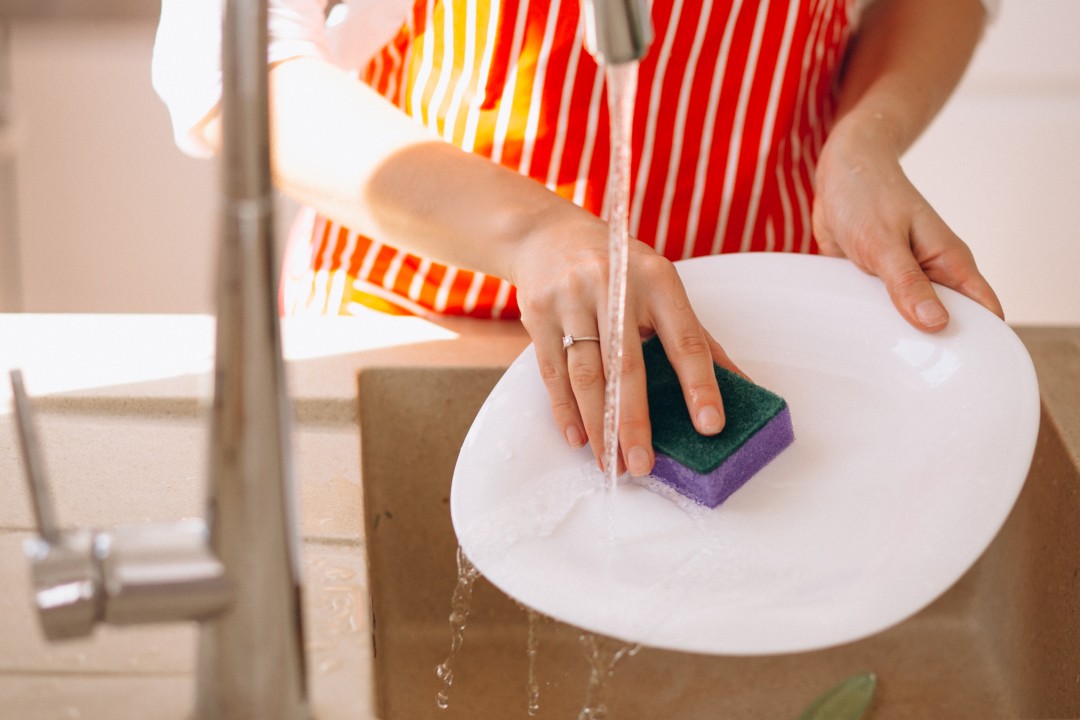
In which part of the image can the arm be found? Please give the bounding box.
[267,57,732,476]
[268,58,578,282]
[813,0,1004,329]
[154,1,728,475]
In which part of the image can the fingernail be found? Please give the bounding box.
[627,446,651,477]
[915,300,948,328]
[565,425,584,449]
[696,406,723,434]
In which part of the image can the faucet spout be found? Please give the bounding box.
[581,0,654,65]
[10,1,308,718]
[196,0,309,717]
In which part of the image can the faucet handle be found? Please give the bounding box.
[10,370,103,639]
[23,529,102,640]
[9,369,60,543]
[10,370,230,641]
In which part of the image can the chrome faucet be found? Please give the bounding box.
[9,0,309,718]
[581,0,654,65]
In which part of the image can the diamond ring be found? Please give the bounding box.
[562,334,601,351]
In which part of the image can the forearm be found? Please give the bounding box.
[812,0,1002,330]
[266,57,597,282]
[834,0,987,156]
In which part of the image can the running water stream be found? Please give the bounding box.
[577,633,643,719]
[435,546,481,710]
[435,62,642,716]
[601,62,638,494]
[526,607,543,716]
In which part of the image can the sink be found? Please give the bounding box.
[358,365,1080,719]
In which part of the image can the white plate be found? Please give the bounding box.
[451,254,1039,656]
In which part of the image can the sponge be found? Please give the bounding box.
[643,337,793,508]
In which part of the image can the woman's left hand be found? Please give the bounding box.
[812,112,1004,331]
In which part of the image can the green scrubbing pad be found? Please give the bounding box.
[643,336,794,507]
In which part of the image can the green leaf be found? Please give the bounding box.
[797,672,877,720]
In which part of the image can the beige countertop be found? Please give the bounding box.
[0,314,1075,719]
[0,311,529,720]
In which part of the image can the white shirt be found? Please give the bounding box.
[152,0,412,156]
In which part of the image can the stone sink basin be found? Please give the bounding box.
[358,328,1080,719]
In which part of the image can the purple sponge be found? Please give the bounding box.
[643,337,794,508]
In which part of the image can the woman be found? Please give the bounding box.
[154,0,1003,477]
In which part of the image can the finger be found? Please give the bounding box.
[814,229,848,259]
[650,293,726,437]
[918,227,1005,321]
[810,201,846,259]
[867,235,950,332]
[818,242,847,259]
[926,254,1005,321]
[703,328,750,382]
[611,318,654,478]
[563,325,609,471]
[528,322,588,452]
[954,272,1005,320]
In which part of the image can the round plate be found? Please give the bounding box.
[451,254,1039,656]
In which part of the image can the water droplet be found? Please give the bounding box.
[324,565,355,582]
[318,658,343,674]
[435,663,453,683]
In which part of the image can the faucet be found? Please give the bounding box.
[9,0,309,718]
[581,0,654,65]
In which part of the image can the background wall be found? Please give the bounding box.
[901,1,1080,326]
[2,1,1078,323]
[5,18,217,314]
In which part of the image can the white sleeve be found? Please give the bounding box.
[152,0,409,159]
[152,0,230,159]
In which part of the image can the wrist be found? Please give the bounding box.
[830,104,907,159]
[505,203,607,287]
[818,106,908,190]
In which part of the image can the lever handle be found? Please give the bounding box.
[9,370,98,641]
[9,371,229,640]
[9,370,60,543]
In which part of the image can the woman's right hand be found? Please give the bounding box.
[262,59,737,467]
[509,209,740,478]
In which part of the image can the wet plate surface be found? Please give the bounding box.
[451,254,1039,656]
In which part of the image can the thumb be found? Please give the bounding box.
[870,241,950,332]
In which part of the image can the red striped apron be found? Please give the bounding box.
[281,0,854,318]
